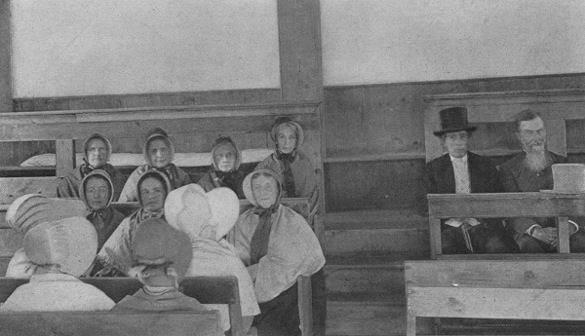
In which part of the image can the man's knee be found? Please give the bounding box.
[516,235,546,253]
[570,231,585,252]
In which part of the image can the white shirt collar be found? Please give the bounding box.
[449,154,468,163]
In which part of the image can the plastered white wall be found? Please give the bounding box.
[322,0,585,86]
[11,0,280,98]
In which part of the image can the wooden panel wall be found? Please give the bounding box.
[323,73,585,212]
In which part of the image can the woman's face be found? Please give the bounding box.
[213,143,237,172]
[276,125,297,154]
[140,177,166,211]
[148,138,171,168]
[86,138,109,168]
[252,175,278,209]
[84,177,111,211]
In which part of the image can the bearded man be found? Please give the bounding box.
[499,109,585,253]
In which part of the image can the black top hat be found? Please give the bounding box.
[433,107,477,136]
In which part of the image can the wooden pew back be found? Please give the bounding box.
[405,259,585,336]
[0,276,241,336]
[0,311,222,336]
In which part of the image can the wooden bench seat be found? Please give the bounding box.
[405,259,585,336]
[0,311,222,336]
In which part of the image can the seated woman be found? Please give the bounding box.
[228,169,325,336]
[197,136,245,198]
[1,217,115,311]
[118,128,192,202]
[57,133,125,201]
[4,194,87,278]
[95,169,171,276]
[256,117,319,205]
[112,218,206,313]
[79,170,125,251]
[165,184,260,333]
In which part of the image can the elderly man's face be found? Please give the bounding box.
[85,177,110,211]
[252,175,278,209]
[86,138,109,168]
[442,131,469,158]
[148,139,171,168]
[517,117,546,153]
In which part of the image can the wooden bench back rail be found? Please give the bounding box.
[405,260,585,336]
[0,311,222,336]
[427,192,585,258]
[0,275,314,336]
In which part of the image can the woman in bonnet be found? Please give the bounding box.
[165,184,259,334]
[256,117,319,207]
[118,127,192,202]
[95,169,171,276]
[229,169,325,336]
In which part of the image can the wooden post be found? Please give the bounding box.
[0,0,12,112]
[429,217,441,259]
[277,0,326,212]
[55,139,75,177]
[297,275,314,336]
[558,216,570,253]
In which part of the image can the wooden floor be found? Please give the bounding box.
[323,209,431,336]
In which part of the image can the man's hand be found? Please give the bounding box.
[531,226,557,246]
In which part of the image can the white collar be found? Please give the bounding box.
[449,154,468,163]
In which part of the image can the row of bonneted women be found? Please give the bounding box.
[0,117,325,336]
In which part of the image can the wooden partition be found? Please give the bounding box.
[427,192,585,259]
[424,88,585,162]
[405,259,585,336]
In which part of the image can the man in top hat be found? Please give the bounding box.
[499,109,585,253]
[425,107,517,254]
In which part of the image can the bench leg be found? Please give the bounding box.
[406,310,416,336]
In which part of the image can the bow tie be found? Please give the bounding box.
[89,209,108,221]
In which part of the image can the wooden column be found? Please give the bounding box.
[0,0,12,112]
[55,139,75,177]
[277,0,327,211]
[277,0,323,102]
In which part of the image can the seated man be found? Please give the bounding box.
[425,107,517,254]
[111,218,206,313]
[80,170,125,251]
[57,133,125,201]
[119,128,192,202]
[499,109,585,252]
[228,169,325,336]
[197,136,246,198]
[1,217,115,311]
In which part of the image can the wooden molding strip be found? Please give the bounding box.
[424,88,585,103]
[0,101,321,124]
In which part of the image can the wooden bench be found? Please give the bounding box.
[423,89,585,258]
[405,259,585,336]
[427,192,585,259]
[0,311,222,336]
[0,275,314,336]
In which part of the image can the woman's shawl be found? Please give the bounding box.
[255,151,318,198]
[96,210,162,275]
[186,238,260,331]
[118,164,192,202]
[229,204,325,303]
